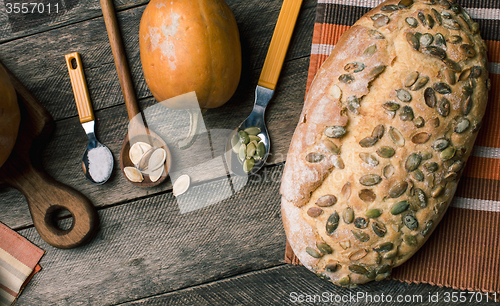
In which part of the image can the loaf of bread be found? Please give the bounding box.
[280,0,489,286]
[0,65,20,168]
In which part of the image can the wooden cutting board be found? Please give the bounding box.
[0,61,98,249]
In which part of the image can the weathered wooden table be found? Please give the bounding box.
[0,0,495,305]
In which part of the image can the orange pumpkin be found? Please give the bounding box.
[0,65,20,168]
[139,0,242,109]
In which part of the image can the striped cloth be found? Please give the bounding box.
[285,0,500,293]
[0,222,44,306]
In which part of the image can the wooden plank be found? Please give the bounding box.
[119,265,477,306]
[0,56,309,230]
[15,164,287,306]
[0,0,316,121]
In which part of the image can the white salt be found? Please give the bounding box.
[88,146,113,183]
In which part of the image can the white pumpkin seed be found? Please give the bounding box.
[173,174,190,196]
[124,167,144,183]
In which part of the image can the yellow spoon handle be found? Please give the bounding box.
[65,52,95,124]
[258,0,303,90]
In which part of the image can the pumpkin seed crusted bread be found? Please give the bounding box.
[280,0,489,286]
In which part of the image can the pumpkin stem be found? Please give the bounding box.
[178,108,204,150]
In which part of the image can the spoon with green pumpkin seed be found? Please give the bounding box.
[225,0,302,175]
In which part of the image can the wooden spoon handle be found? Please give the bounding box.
[5,163,98,249]
[100,0,139,120]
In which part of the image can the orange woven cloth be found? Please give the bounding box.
[285,0,500,293]
[0,222,44,306]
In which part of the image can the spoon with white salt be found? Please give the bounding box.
[66,53,114,185]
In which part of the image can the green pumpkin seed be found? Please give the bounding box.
[322,139,339,154]
[411,76,429,91]
[403,215,419,230]
[372,221,387,237]
[249,135,261,142]
[400,106,414,121]
[420,33,434,47]
[377,146,395,158]
[332,155,345,169]
[377,265,391,275]
[406,17,418,28]
[344,61,366,73]
[372,15,388,29]
[306,152,324,163]
[359,136,379,147]
[243,158,254,173]
[426,14,435,29]
[256,142,266,158]
[366,268,377,280]
[391,201,409,215]
[371,124,385,139]
[424,162,439,173]
[396,89,412,102]
[369,65,386,79]
[454,117,470,133]
[414,116,425,128]
[338,275,350,286]
[244,127,261,136]
[238,143,247,161]
[412,169,425,181]
[359,189,376,203]
[365,209,382,218]
[349,265,368,275]
[383,101,400,111]
[384,164,395,179]
[339,74,355,84]
[351,230,370,242]
[443,58,462,72]
[433,138,449,151]
[463,95,473,116]
[359,174,382,186]
[422,46,446,60]
[381,4,399,11]
[316,194,337,207]
[441,10,452,19]
[404,234,417,246]
[447,35,462,44]
[398,0,413,9]
[389,181,408,198]
[373,242,394,252]
[405,153,422,172]
[421,151,433,160]
[424,87,437,108]
[325,263,339,273]
[238,130,250,145]
[445,171,458,181]
[359,152,379,166]
[440,146,456,160]
[324,125,346,138]
[363,45,377,57]
[347,96,360,114]
[343,207,354,224]
[412,132,431,144]
[418,12,426,27]
[435,33,446,47]
[317,242,333,254]
[437,97,451,117]
[443,19,461,30]
[306,247,322,258]
[246,143,256,158]
[326,211,340,234]
[449,160,464,173]
[405,71,419,87]
[470,66,482,78]
[406,32,420,50]
[471,120,483,133]
[460,44,476,58]
[354,217,369,229]
[232,137,242,154]
[384,250,398,259]
[307,207,323,218]
[389,127,405,147]
[421,220,434,236]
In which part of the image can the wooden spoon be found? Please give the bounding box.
[100,0,171,187]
